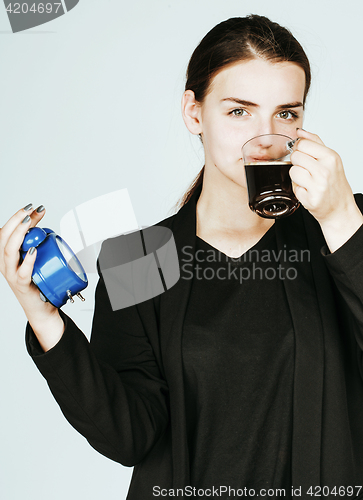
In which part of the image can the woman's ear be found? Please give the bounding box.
[181,90,203,135]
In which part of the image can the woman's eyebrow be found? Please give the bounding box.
[275,101,303,110]
[221,98,303,110]
[220,98,258,107]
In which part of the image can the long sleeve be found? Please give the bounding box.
[25,246,170,467]
[320,193,363,351]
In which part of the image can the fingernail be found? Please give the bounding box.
[21,215,31,224]
[36,205,45,213]
[29,247,36,255]
[23,203,33,211]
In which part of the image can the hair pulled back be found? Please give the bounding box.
[174,14,311,211]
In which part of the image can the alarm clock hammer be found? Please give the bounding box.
[20,227,88,308]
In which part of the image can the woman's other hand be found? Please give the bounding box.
[289,128,363,252]
[0,204,64,351]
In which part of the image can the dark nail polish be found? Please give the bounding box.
[29,247,36,255]
[21,215,31,224]
[36,205,45,213]
[23,203,33,211]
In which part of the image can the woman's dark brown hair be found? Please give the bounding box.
[173,14,311,212]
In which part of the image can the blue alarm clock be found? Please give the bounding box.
[20,227,88,308]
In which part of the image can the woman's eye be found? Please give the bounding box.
[230,108,247,117]
[278,110,298,120]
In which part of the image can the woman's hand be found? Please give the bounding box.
[289,128,363,253]
[0,204,58,321]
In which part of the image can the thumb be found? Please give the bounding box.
[18,246,37,288]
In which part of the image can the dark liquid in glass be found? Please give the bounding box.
[244,162,300,219]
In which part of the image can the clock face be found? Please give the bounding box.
[55,236,87,282]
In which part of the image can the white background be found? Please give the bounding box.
[1,0,362,499]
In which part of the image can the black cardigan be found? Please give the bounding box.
[26,183,363,499]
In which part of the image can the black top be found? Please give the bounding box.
[182,224,294,495]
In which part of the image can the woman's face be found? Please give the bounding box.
[184,58,306,188]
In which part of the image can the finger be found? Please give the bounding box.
[17,247,37,292]
[290,150,318,178]
[0,204,45,256]
[0,204,33,253]
[3,215,32,278]
[296,128,325,146]
[289,164,315,191]
[294,138,329,161]
[2,206,46,277]
[292,182,309,207]
[292,178,306,192]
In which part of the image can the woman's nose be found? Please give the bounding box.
[255,120,276,138]
[255,134,274,149]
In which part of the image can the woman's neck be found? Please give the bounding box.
[196,164,274,237]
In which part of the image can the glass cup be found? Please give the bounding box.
[242,133,300,219]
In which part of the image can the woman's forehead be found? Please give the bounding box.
[207,58,306,104]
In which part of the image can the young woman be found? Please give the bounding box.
[2,14,363,499]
